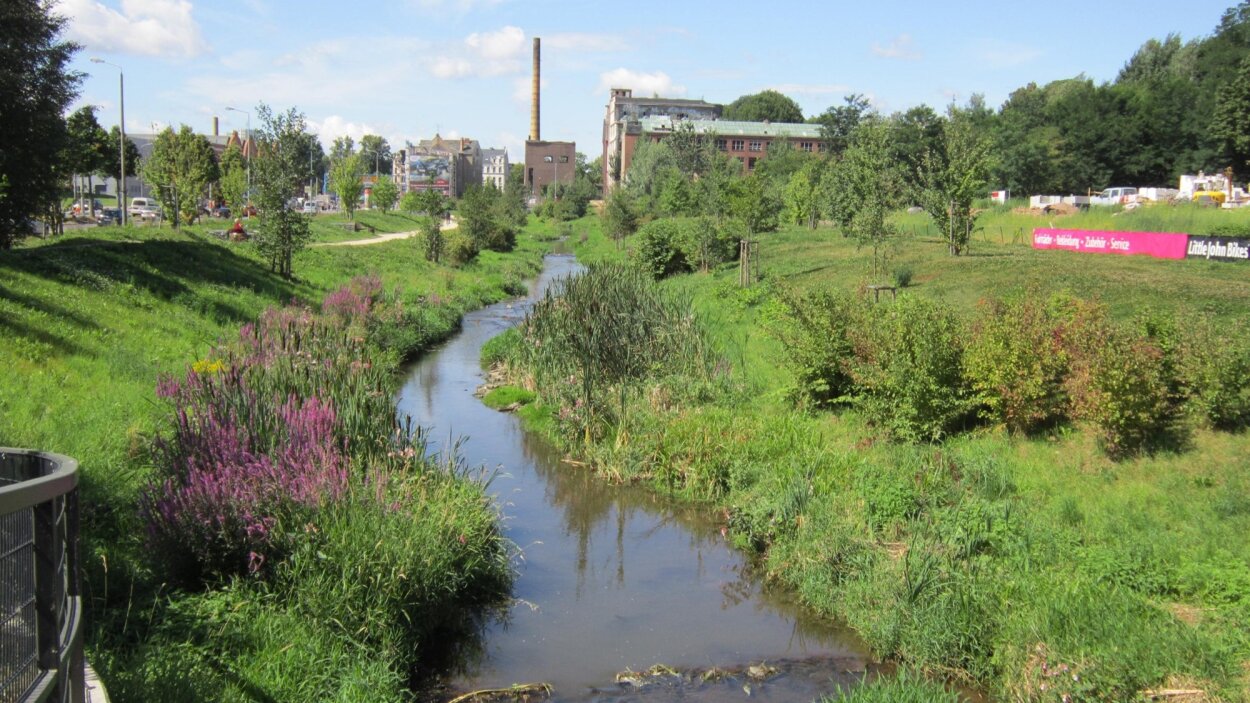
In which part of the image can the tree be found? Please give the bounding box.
[727,173,782,236]
[601,187,639,248]
[918,109,994,256]
[330,153,363,220]
[823,119,903,281]
[370,176,398,212]
[420,216,443,263]
[784,162,822,229]
[812,94,873,157]
[1215,55,1250,176]
[100,125,141,198]
[358,134,391,175]
[723,90,804,123]
[665,121,717,177]
[143,125,218,228]
[0,0,81,247]
[400,190,422,214]
[66,106,109,210]
[459,185,512,252]
[218,143,248,211]
[328,136,355,164]
[252,104,313,279]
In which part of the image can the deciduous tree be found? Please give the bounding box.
[0,0,81,247]
[252,104,313,279]
[919,109,994,256]
[370,176,398,212]
[143,125,218,228]
[330,153,363,220]
[724,90,804,123]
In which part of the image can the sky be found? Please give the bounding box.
[62,0,1236,162]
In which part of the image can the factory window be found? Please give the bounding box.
[716,139,727,151]
[749,141,762,152]
[747,157,757,171]
[731,139,745,151]
[800,142,813,152]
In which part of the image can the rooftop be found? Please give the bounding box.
[638,116,822,139]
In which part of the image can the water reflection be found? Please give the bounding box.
[395,255,869,701]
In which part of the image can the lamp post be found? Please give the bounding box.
[90,58,126,226]
[225,106,251,206]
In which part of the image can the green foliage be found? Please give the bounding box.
[252,104,313,279]
[600,187,639,246]
[460,184,516,252]
[143,125,219,228]
[0,0,80,247]
[850,296,970,442]
[964,294,1070,433]
[329,153,363,220]
[369,175,398,212]
[482,385,536,410]
[723,89,804,123]
[727,173,782,235]
[824,119,903,280]
[811,94,873,157]
[765,287,865,408]
[419,216,443,263]
[891,266,913,288]
[1063,305,1186,459]
[399,190,422,213]
[443,229,479,266]
[66,105,109,185]
[783,161,822,229]
[1178,315,1250,430]
[631,217,738,279]
[823,671,961,703]
[918,108,994,256]
[511,262,714,442]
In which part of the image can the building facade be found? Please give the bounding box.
[392,134,483,198]
[524,140,576,196]
[481,148,509,190]
[602,88,722,192]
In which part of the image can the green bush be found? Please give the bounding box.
[631,217,739,279]
[766,287,866,408]
[1178,316,1250,430]
[444,230,479,266]
[964,294,1070,433]
[633,218,692,279]
[892,266,913,288]
[1064,312,1186,459]
[850,296,971,442]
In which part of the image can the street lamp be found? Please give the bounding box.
[225,106,251,206]
[90,58,126,226]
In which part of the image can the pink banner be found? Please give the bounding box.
[1032,228,1189,260]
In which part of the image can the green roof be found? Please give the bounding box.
[638,116,822,139]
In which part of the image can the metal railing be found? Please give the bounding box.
[0,450,83,703]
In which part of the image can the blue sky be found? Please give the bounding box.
[63,0,1233,160]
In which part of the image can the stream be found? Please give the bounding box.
[394,254,875,703]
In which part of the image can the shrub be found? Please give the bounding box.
[444,230,479,266]
[766,286,865,408]
[964,294,1069,433]
[850,295,970,442]
[892,266,913,288]
[1178,315,1250,430]
[1063,309,1186,459]
[420,216,443,263]
[633,218,690,279]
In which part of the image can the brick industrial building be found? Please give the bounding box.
[601,89,825,192]
[524,37,575,196]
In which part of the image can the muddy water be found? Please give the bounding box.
[395,254,873,702]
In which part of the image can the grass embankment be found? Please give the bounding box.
[1,222,545,700]
[494,215,1250,701]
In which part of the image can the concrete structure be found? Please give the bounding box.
[602,88,722,192]
[610,115,824,188]
[393,134,482,198]
[524,36,575,196]
[482,148,509,190]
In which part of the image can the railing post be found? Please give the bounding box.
[33,498,63,690]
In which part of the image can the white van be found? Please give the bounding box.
[128,197,160,219]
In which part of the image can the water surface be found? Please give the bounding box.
[395,254,871,702]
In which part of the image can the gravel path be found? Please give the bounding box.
[313,219,457,247]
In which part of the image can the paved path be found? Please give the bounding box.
[313,219,457,248]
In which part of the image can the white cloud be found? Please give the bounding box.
[308,115,381,149]
[466,25,526,60]
[432,57,475,79]
[871,33,921,61]
[62,0,208,58]
[976,40,1042,69]
[596,68,684,98]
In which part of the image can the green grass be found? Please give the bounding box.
[482,385,537,410]
[0,222,546,700]
[505,213,1250,701]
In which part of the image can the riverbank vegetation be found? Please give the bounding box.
[491,215,1250,701]
[0,222,545,699]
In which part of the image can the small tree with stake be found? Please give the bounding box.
[330,153,363,220]
[251,104,311,279]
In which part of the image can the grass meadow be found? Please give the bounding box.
[491,211,1250,701]
[1,220,544,700]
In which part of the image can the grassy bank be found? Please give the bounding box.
[494,215,1250,701]
[1,222,545,699]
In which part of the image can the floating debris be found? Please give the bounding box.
[446,682,553,703]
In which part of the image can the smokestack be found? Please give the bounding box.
[212,116,219,137]
[530,37,540,142]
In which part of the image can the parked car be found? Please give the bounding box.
[212,205,231,218]
[96,208,122,226]
[302,200,318,214]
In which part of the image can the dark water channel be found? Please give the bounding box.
[395,254,875,703]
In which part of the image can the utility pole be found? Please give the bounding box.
[91,58,126,226]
